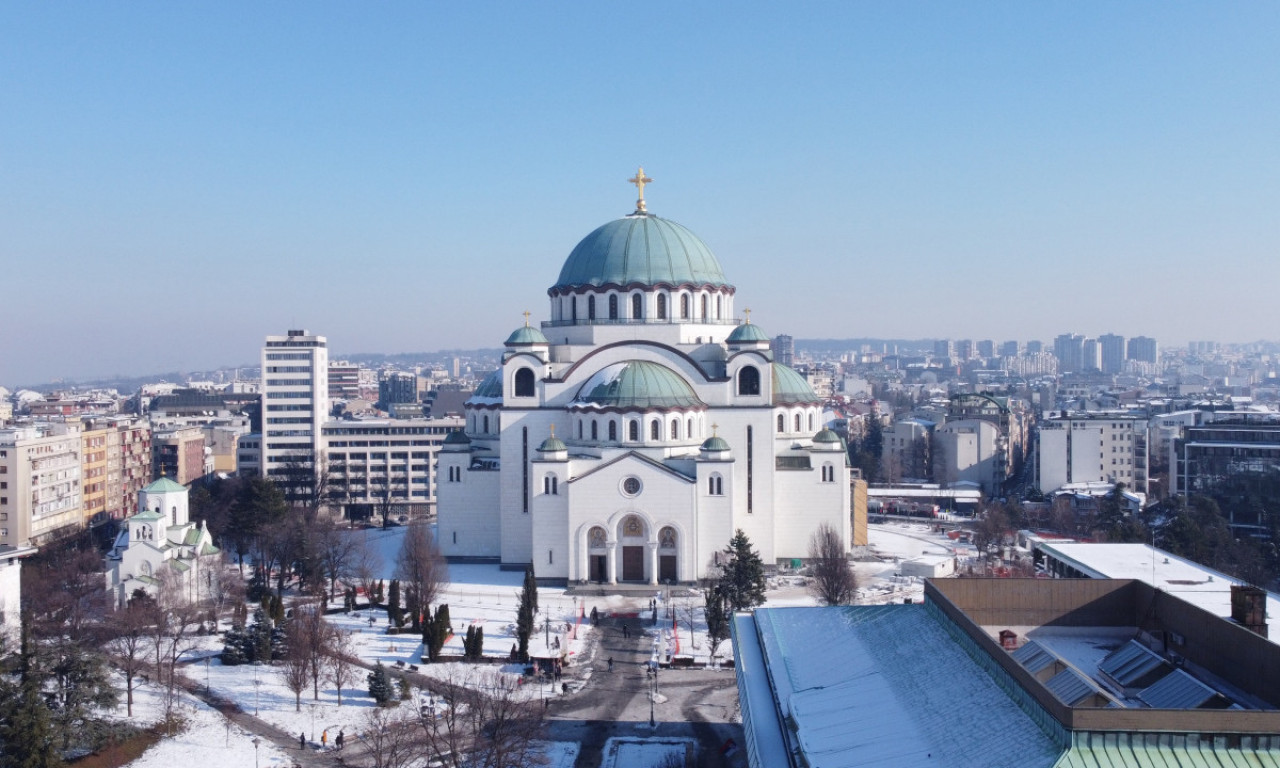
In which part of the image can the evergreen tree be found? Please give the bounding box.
[703,585,730,658]
[515,568,536,662]
[718,529,767,611]
[387,580,403,628]
[421,604,451,662]
[0,614,62,768]
[405,585,420,632]
[462,625,485,662]
[366,662,394,707]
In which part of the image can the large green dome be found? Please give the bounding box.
[772,363,821,405]
[571,360,705,410]
[553,214,732,292]
[467,370,503,405]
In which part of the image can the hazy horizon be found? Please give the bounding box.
[4,3,1278,385]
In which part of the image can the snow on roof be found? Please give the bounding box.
[1037,542,1280,643]
[741,606,1061,768]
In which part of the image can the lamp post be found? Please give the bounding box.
[253,662,261,716]
[544,614,551,647]
[308,702,316,742]
[252,736,260,768]
[204,656,210,695]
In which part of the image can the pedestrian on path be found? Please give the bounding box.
[623,624,629,638]
[322,729,328,749]
[299,733,306,751]
[336,730,345,750]
[607,657,614,672]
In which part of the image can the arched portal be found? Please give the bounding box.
[616,514,648,582]
[658,526,678,583]
[587,526,609,583]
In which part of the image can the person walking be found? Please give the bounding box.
[321,730,328,749]
[607,657,614,672]
[299,733,306,751]
[336,730,344,751]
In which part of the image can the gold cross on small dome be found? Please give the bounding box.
[743,308,752,324]
[522,310,531,327]
[627,166,653,213]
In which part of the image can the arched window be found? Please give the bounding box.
[544,474,558,494]
[514,368,535,398]
[468,414,475,431]
[577,420,583,439]
[738,366,761,396]
[809,413,815,431]
[778,414,785,433]
[483,415,489,433]
[708,474,723,495]
[716,295,722,319]
[571,297,577,322]
[651,420,661,440]
[701,294,708,319]
[680,293,690,319]
[587,295,596,320]
[608,420,617,442]
[795,414,802,432]
[632,293,642,319]
[591,420,598,441]
[657,294,667,320]
[670,419,679,439]
[629,420,639,441]
[609,294,618,320]
[687,417,693,438]
[822,463,835,483]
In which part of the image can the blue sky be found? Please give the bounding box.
[2,3,1277,385]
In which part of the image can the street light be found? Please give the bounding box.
[253,663,262,716]
[252,736,260,768]
[308,702,317,741]
[204,656,210,696]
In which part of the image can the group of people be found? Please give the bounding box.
[299,729,345,751]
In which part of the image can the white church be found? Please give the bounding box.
[104,476,220,607]
[437,171,851,585]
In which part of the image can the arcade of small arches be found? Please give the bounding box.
[565,410,712,446]
[549,286,736,326]
[576,514,683,584]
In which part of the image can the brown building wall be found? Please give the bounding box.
[850,478,868,547]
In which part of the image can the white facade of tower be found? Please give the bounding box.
[260,330,329,495]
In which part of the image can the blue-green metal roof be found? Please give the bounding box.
[505,325,549,346]
[771,363,821,405]
[538,435,567,452]
[813,428,841,443]
[443,430,471,445]
[553,214,732,291]
[727,322,770,344]
[701,435,731,452]
[572,360,704,410]
[467,370,503,405]
[143,476,186,494]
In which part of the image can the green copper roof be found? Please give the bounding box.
[467,370,503,404]
[813,428,841,443]
[443,430,471,445]
[701,435,731,452]
[143,476,186,494]
[727,322,769,344]
[553,214,731,291]
[572,360,705,410]
[772,363,821,405]
[505,325,549,346]
[538,435,567,452]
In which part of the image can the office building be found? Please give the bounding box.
[260,330,329,502]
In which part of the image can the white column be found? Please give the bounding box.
[605,540,617,585]
[647,542,659,586]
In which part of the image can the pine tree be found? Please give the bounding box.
[516,568,536,662]
[522,564,539,616]
[718,529,767,611]
[367,662,394,707]
[0,614,61,768]
[405,585,420,631]
[421,604,451,662]
[387,580,403,628]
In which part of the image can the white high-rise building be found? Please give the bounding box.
[260,330,329,502]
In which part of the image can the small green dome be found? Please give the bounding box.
[553,215,732,292]
[143,476,186,494]
[505,325,549,346]
[701,435,731,452]
[813,428,841,444]
[726,322,769,344]
[572,360,705,410]
[772,363,821,405]
[467,370,503,405]
[538,435,567,452]
[443,430,471,446]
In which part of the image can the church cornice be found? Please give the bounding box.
[547,282,736,298]
[567,450,697,485]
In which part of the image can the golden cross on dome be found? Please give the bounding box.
[549,424,556,437]
[522,310,531,327]
[627,166,653,213]
[743,308,752,324]
[712,423,719,435]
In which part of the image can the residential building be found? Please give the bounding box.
[998,340,1019,358]
[770,334,794,368]
[0,542,37,642]
[151,426,209,485]
[1054,333,1085,373]
[1173,416,1280,508]
[260,330,329,502]
[1098,333,1126,375]
[881,418,935,483]
[1128,336,1159,365]
[1036,412,1149,494]
[328,361,361,402]
[323,416,464,521]
[0,423,84,546]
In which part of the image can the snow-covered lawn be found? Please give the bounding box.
[602,737,694,768]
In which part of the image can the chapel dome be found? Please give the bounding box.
[700,435,731,452]
[813,428,842,444]
[505,325,549,346]
[571,360,705,411]
[538,435,567,452]
[466,370,504,406]
[771,363,822,405]
[726,321,770,344]
[443,430,472,446]
[552,215,732,293]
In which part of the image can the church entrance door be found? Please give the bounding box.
[659,555,677,583]
[590,555,607,583]
[621,546,644,581]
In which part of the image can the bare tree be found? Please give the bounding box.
[374,472,406,529]
[351,534,385,607]
[417,668,546,768]
[280,620,312,713]
[104,592,160,717]
[807,523,858,606]
[153,574,205,715]
[396,522,446,615]
[317,517,359,601]
[362,705,421,768]
[326,629,358,705]
[296,604,334,701]
[973,503,1011,561]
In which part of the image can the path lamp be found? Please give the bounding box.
[253,662,262,716]
[204,656,211,695]
[252,736,260,768]
[308,702,316,741]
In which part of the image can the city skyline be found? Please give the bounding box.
[3,3,1278,384]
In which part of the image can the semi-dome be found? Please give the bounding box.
[701,435,731,452]
[771,363,821,405]
[552,215,732,292]
[726,321,769,344]
[571,360,705,410]
[467,370,503,405]
[538,435,567,452]
[505,324,548,346]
